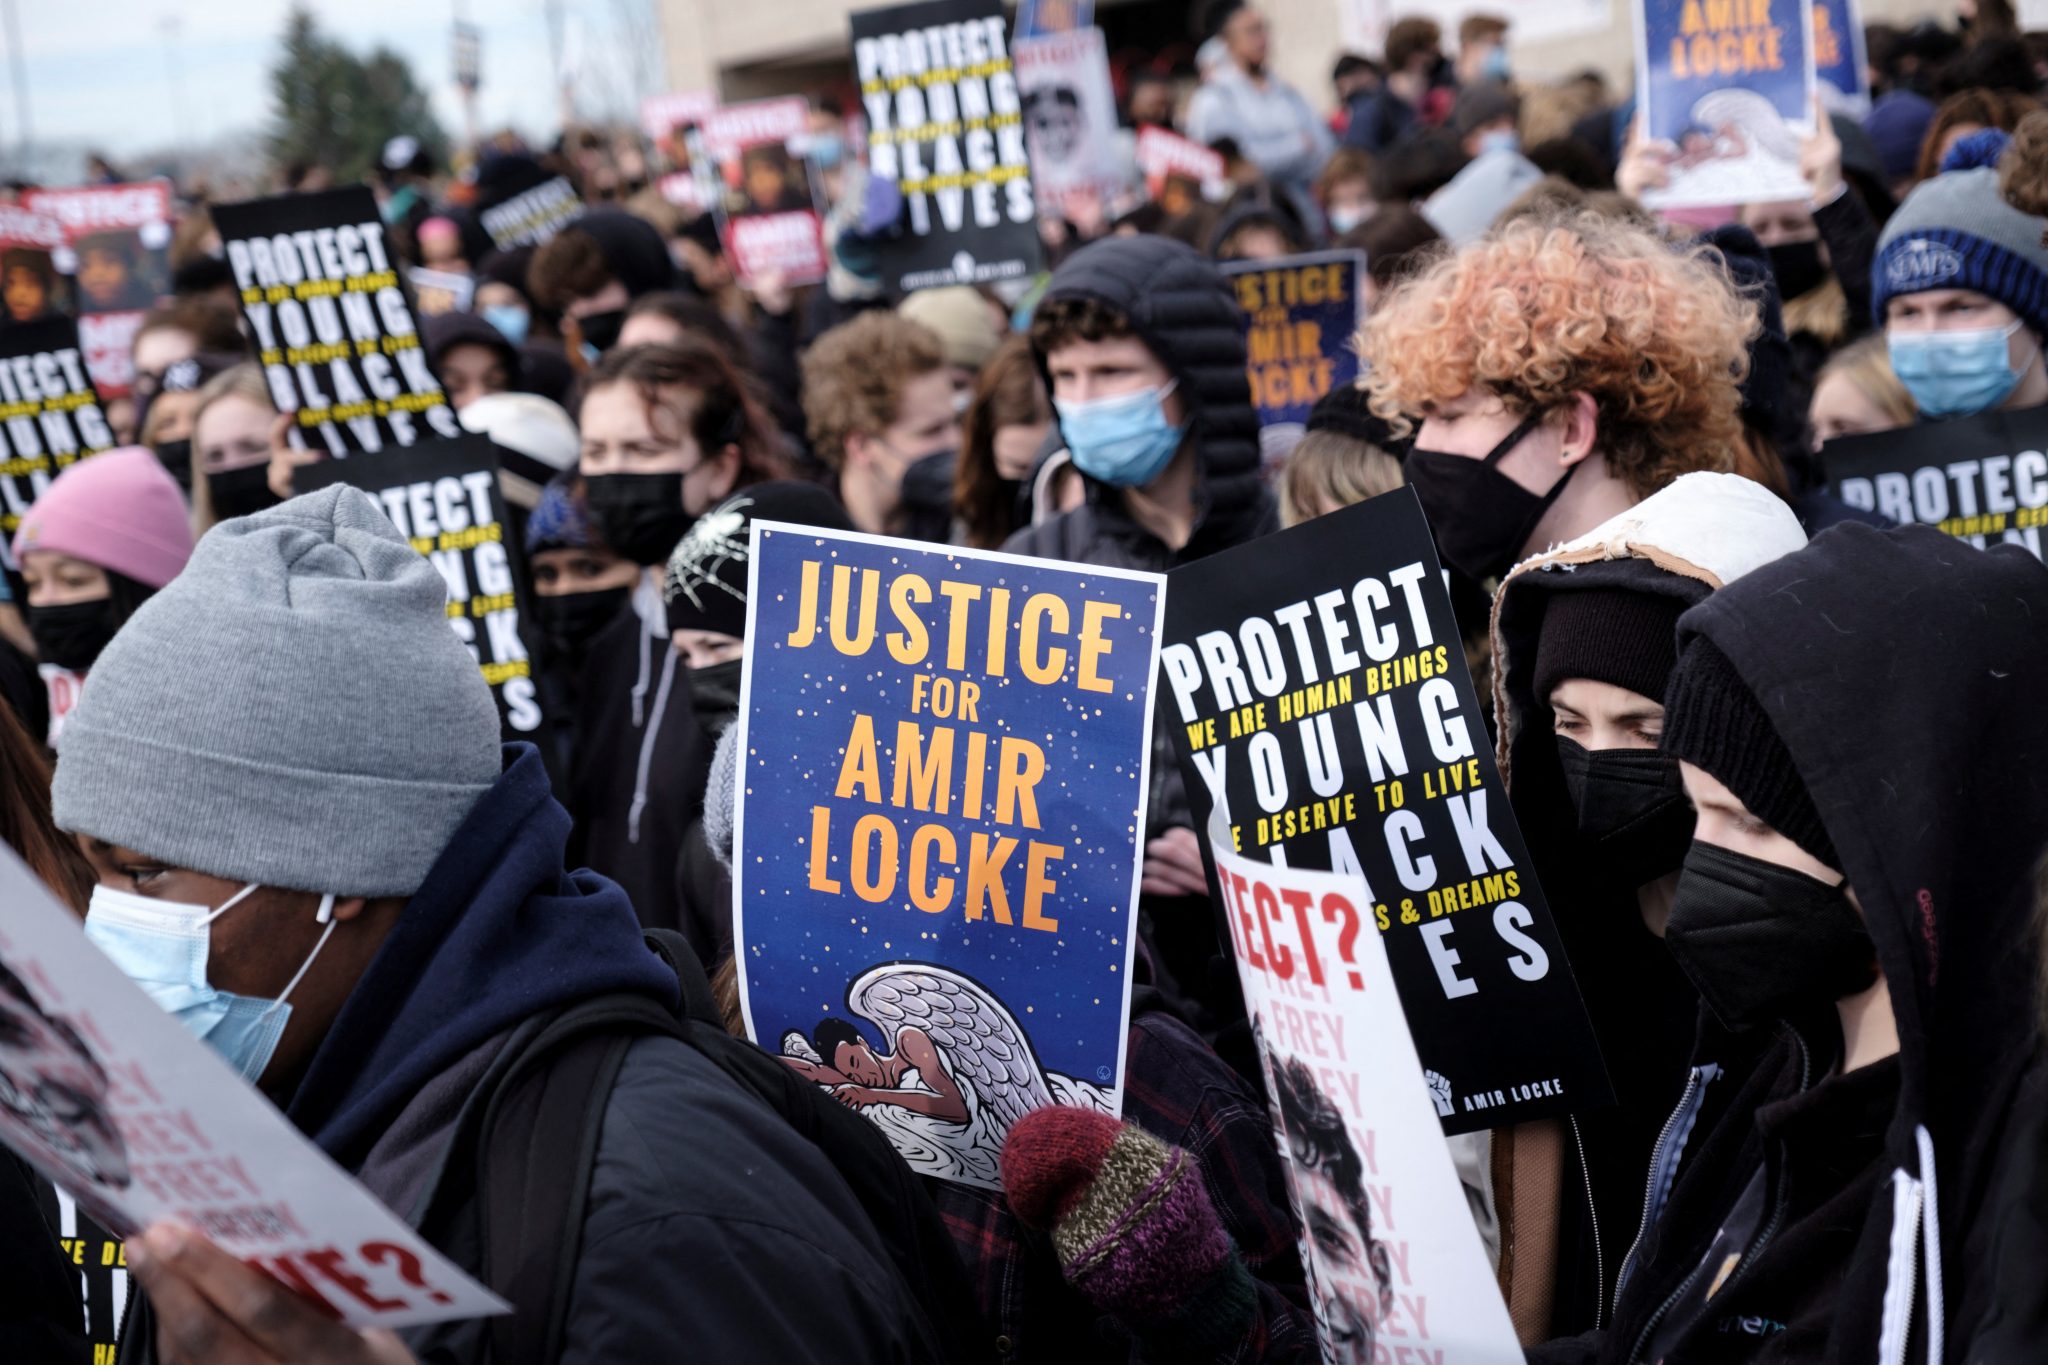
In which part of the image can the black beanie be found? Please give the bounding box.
[664,482,853,638]
[1532,587,1688,707]
[1305,383,1403,451]
[1660,636,1838,870]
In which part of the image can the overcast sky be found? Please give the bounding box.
[6,0,659,162]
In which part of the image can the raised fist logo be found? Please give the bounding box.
[1424,1070,1454,1118]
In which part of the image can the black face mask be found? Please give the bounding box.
[1556,737,1697,890]
[1664,841,1876,1032]
[152,438,194,494]
[1765,240,1827,302]
[208,463,281,521]
[29,599,119,672]
[535,585,632,662]
[577,308,626,354]
[688,658,744,734]
[584,473,693,566]
[1405,412,1567,581]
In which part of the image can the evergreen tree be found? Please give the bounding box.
[268,7,448,183]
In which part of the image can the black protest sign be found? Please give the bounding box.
[1826,406,2048,560]
[476,174,583,252]
[850,0,1041,293]
[0,316,114,550]
[210,187,461,455]
[1162,489,1610,1133]
[298,437,544,739]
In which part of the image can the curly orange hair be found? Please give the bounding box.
[1359,210,1757,498]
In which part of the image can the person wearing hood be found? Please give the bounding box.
[54,487,950,1364]
[521,475,639,785]
[801,310,963,542]
[1006,232,1273,1044]
[1360,210,1757,586]
[570,338,781,932]
[1873,128,2048,421]
[661,481,853,960]
[420,310,519,411]
[1533,522,2048,1363]
[1486,472,1807,1341]
[526,208,680,362]
[12,448,194,744]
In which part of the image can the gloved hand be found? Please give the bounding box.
[1000,1106,1257,1353]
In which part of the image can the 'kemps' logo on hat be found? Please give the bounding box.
[1886,237,1964,292]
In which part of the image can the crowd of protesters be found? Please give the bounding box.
[1,1,2047,1362]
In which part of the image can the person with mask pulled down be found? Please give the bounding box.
[1873,128,2048,421]
[56,486,952,1365]
[1485,472,1807,1341]
[802,310,963,542]
[570,338,781,933]
[1360,210,1757,585]
[1534,523,2048,1363]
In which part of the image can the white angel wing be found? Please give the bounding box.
[1690,87,1801,162]
[849,964,1056,1138]
[779,1030,823,1066]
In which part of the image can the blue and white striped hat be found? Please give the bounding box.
[1873,156,2048,342]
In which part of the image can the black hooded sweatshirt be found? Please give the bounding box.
[1542,523,2048,1364]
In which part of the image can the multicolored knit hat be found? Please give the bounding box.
[1872,156,2048,342]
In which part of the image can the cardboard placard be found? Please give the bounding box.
[698,97,829,287]
[0,845,505,1327]
[1222,250,1367,435]
[296,437,545,738]
[0,316,115,552]
[0,205,72,326]
[1813,0,1869,117]
[1135,125,1228,217]
[1825,407,2048,560]
[1633,0,1817,209]
[734,523,1163,1189]
[1161,490,1610,1134]
[1208,821,1525,1363]
[640,88,719,144]
[210,187,460,455]
[850,0,1041,293]
[21,181,174,398]
[474,172,584,253]
[1014,27,1129,226]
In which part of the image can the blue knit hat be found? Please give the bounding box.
[1872,158,2048,343]
[524,474,597,555]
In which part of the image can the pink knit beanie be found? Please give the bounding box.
[12,447,194,589]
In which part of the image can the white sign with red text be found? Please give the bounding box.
[1208,821,1520,1364]
[0,846,505,1329]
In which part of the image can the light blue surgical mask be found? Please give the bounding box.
[1477,128,1520,156]
[1888,319,2036,417]
[1057,379,1186,487]
[1483,46,1512,82]
[812,134,846,170]
[85,883,337,1084]
[481,304,531,349]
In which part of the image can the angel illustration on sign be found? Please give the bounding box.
[778,962,1113,1187]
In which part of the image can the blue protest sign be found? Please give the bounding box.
[1014,0,1093,38]
[1222,250,1366,438]
[1813,0,1869,117]
[1634,0,1817,207]
[733,523,1164,1189]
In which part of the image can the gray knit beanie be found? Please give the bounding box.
[1872,164,2048,341]
[53,485,504,897]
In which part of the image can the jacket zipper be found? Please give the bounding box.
[1627,1031,1812,1364]
[1568,1113,1605,1332]
[1615,1063,1723,1304]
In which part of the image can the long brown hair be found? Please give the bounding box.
[953,336,1050,549]
[0,702,94,915]
[581,338,785,487]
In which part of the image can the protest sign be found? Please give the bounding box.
[1135,125,1228,217]
[1015,28,1129,225]
[1014,0,1092,37]
[22,181,174,397]
[211,186,460,455]
[640,88,718,144]
[474,171,584,252]
[0,316,114,555]
[851,0,1041,293]
[1208,822,1524,1363]
[297,437,544,738]
[1633,0,1817,209]
[1161,490,1610,1134]
[1222,250,1366,439]
[734,523,1162,1189]
[697,97,829,287]
[1813,0,1869,117]
[406,266,474,318]
[0,845,505,1327]
[1826,406,2048,560]
[0,205,71,325]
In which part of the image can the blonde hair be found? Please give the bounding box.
[1359,210,1756,498]
[188,364,276,535]
[1279,432,1405,528]
[1814,334,1917,430]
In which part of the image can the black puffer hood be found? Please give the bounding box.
[574,208,679,300]
[1032,234,1266,557]
[1672,523,2048,1354]
[421,309,521,379]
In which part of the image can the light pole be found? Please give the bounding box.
[0,0,29,166]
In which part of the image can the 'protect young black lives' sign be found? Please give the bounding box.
[1163,489,1610,1134]
[1826,405,2048,560]
[211,187,460,455]
[0,316,113,550]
